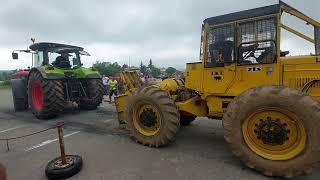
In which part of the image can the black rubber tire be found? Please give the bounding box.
[223,86,320,178]
[28,71,64,119]
[79,79,104,110]
[180,114,196,126]
[13,99,28,111]
[125,86,180,147]
[11,79,28,111]
[45,155,83,180]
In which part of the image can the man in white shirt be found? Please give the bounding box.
[102,75,109,95]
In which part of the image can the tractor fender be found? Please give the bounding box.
[28,67,50,79]
[28,67,63,79]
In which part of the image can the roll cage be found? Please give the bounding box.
[200,1,320,66]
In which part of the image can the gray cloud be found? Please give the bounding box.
[0,0,319,69]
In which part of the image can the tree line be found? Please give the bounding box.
[92,59,178,78]
[0,71,13,86]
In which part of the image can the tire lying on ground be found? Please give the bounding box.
[78,79,104,110]
[28,71,64,119]
[223,86,320,178]
[45,155,83,180]
[125,86,180,147]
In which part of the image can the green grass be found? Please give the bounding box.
[0,85,10,89]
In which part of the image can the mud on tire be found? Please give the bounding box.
[125,86,180,147]
[78,79,104,110]
[28,71,64,119]
[223,86,320,178]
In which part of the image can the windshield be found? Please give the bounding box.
[48,51,81,68]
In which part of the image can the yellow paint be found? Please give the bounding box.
[132,104,161,136]
[185,63,203,92]
[242,108,306,160]
[176,96,207,117]
[159,78,183,94]
[206,96,232,117]
[114,93,129,124]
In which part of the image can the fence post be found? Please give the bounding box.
[57,123,67,164]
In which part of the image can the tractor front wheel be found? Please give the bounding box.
[28,71,64,119]
[125,86,180,147]
[223,86,320,178]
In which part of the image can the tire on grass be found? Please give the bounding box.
[125,86,180,147]
[28,71,64,119]
[79,79,104,110]
[223,86,320,178]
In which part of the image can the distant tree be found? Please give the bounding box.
[165,67,177,76]
[121,64,129,71]
[140,61,147,75]
[92,61,121,76]
[150,67,161,78]
[148,59,153,68]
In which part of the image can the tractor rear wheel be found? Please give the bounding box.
[28,71,64,119]
[223,86,320,178]
[125,86,180,147]
[79,79,104,110]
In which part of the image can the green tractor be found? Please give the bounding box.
[11,42,104,119]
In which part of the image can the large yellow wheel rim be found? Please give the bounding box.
[132,103,161,136]
[242,108,306,161]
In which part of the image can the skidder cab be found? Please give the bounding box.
[11,42,104,119]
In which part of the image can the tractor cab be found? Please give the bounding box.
[12,42,90,69]
[186,1,320,97]
[29,42,90,69]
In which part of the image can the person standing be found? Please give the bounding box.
[108,77,118,103]
[102,75,109,95]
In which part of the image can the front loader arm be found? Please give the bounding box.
[115,71,143,124]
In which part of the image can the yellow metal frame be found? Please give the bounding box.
[176,96,207,117]
[281,24,315,44]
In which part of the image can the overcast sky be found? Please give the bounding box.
[0,0,319,70]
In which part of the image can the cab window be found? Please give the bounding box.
[206,24,235,67]
[238,18,277,65]
[34,51,44,67]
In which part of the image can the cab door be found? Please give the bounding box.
[229,17,280,94]
[202,24,236,94]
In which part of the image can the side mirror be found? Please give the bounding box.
[12,52,18,59]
